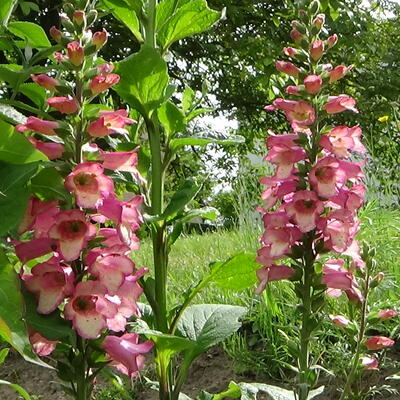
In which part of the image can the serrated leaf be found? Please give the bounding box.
[8,22,51,48]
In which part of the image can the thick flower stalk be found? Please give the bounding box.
[14,3,151,399]
[257,2,366,398]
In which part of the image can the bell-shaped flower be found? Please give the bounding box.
[273,99,315,126]
[102,333,153,378]
[286,85,302,96]
[49,209,96,261]
[89,74,120,95]
[65,162,114,208]
[276,61,300,77]
[329,184,365,213]
[283,47,298,57]
[290,29,303,44]
[29,331,59,356]
[327,34,338,48]
[99,227,139,252]
[23,258,74,314]
[87,109,135,137]
[378,309,399,320]
[260,176,298,209]
[261,224,302,259]
[49,26,62,43]
[329,65,352,83]
[15,237,58,263]
[92,29,108,49]
[325,95,358,114]
[99,150,139,173]
[28,136,64,160]
[361,356,379,370]
[31,74,59,91]
[329,314,350,327]
[67,41,84,67]
[322,259,355,290]
[304,75,322,94]
[16,116,59,136]
[47,96,79,114]
[365,336,395,350]
[64,281,118,339]
[89,254,135,295]
[285,190,324,232]
[255,264,294,294]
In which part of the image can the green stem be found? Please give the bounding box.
[76,337,89,400]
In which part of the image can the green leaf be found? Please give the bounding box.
[0,64,24,86]
[102,0,143,42]
[31,167,71,202]
[0,0,17,26]
[114,46,169,117]
[156,0,191,31]
[157,0,220,50]
[24,291,73,341]
[8,22,51,48]
[19,83,46,108]
[182,85,195,114]
[0,348,9,364]
[0,120,48,164]
[161,179,200,220]
[170,133,245,151]
[0,161,39,235]
[0,249,46,367]
[177,304,246,357]
[157,101,185,137]
[0,380,32,400]
[209,253,259,291]
[185,107,213,122]
[0,103,27,124]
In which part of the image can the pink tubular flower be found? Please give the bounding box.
[273,99,315,126]
[260,176,298,209]
[97,63,114,75]
[378,309,399,320]
[87,109,135,137]
[53,51,68,63]
[67,41,84,67]
[29,331,59,356]
[65,162,114,208]
[102,333,153,378]
[47,96,79,114]
[303,75,322,94]
[49,26,62,43]
[15,237,57,263]
[89,74,120,95]
[290,29,303,44]
[28,137,64,160]
[283,47,298,57]
[23,258,74,314]
[327,34,338,48]
[49,210,96,262]
[89,254,134,295]
[255,264,294,294]
[99,150,139,173]
[329,65,352,83]
[361,356,379,370]
[313,14,325,29]
[73,10,85,25]
[310,40,324,61]
[365,336,395,350]
[92,29,108,49]
[329,314,350,327]
[286,85,302,96]
[285,190,324,232]
[322,259,355,291]
[276,61,300,77]
[99,227,139,252]
[64,281,117,339]
[31,74,59,91]
[16,116,59,136]
[325,95,358,114]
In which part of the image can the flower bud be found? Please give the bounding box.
[73,10,86,27]
[329,314,350,327]
[47,96,79,114]
[63,3,75,18]
[329,65,351,83]
[31,74,59,91]
[312,13,325,30]
[327,34,338,48]
[286,85,302,96]
[86,10,98,26]
[67,41,85,67]
[49,26,62,43]
[53,51,68,63]
[370,272,384,289]
[61,16,76,34]
[276,61,300,77]
[310,40,324,61]
[290,29,304,44]
[298,9,308,22]
[365,336,395,350]
[361,356,379,370]
[283,47,298,57]
[378,309,399,320]
[304,74,322,94]
[92,29,108,50]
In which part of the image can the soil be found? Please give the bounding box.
[0,347,399,400]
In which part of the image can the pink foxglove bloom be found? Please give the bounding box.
[329,314,350,327]
[92,29,108,49]
[365,336,395,350]
[49,209,96,261]
[31,74,59,91]
[329,65,351,83]
[29,331,59,356]
[87,109,135,137]
[272,99,315,126]
[276,61,300,77]
[265,143,305,179]
[47,96,79,114]
[255,264,294,294]
[322,259,355,291]
[378,309,399,320]
[283,47,298,57]
[15,237,57,263]
[310,40,324,61]
[64,281,117,339]
[28,136,64,160]
[89,74,120,95]
[99,150,139,173]
[361,356,379,370]
[102,333,153,378]
[260,176,298,209]
[23,258,74,314]
[99,227,139,252]
[65,162,114,208]
[16,116,59,136]
[89,254,135,294]
[303,75,322,94]
[285,190,324,232]
[67,41,84,66]
[97,63,114,75]
[325,95,358,114]
[312,14,325,29]
[286,85,302,96]
[320,126,365,158]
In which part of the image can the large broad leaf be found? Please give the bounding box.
[102,0,143,42]
[209,253,259,291]
[170,133,245,151]
[0,249,46,367]
[31,167,71,202]
[0,103,27,124]
[114,46,169,117]
[0,120,48,164]
[157,0,220,50]
[0,64,23,86]
[157,101,185,137]
[0,161,39,236]
[177,304,246,358]
[0,0,17,26]
[19,83,46,108]
[8,22,51,48]
[156,0,190,31]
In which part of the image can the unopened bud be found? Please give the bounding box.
[313,13,325,30]
[63,3,74,18]
[49,26,62,43]
[298,9,308,23]
[374,272,384,284]
[310,40,324,61]
[92,29,108,50]
[286,85,303,96]
[290,29,304,44]
[283,47,298,57]
[67,41,85,67]
[73,10,86,27]
[61,16,76,33]
[327,34,338,48]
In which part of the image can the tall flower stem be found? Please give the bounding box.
[75,336,88,400]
